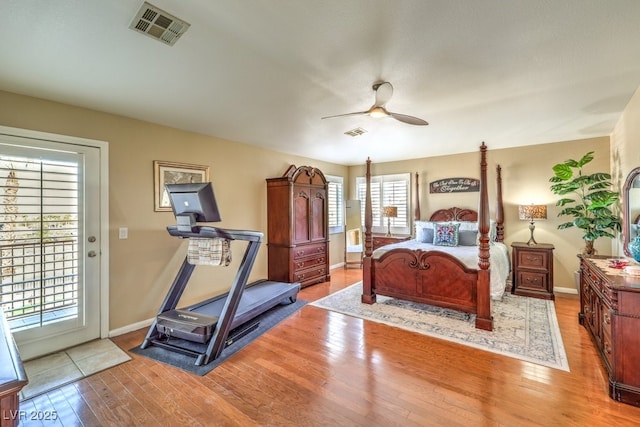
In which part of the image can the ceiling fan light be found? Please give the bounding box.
[369,106,389,118]
[322,82,427,125]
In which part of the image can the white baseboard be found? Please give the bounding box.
[554,286,578,295]
[109,317,154,338]
[331,262,345,270]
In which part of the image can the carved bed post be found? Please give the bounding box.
[476,142,493,331]
[495,165,504,243]
[415,172,421,221]
[362,158,375,303]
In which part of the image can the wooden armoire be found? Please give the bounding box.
[266,165,330,288]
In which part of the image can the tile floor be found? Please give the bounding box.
[20,338,131,400]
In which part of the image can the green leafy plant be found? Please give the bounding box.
[549,151,621,255]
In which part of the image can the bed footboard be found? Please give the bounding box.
[362,249,479,313]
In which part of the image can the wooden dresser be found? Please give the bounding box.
[579,255,640,407]
[266,165,330,288]
[0,309,28,427]
[511,242,555,300]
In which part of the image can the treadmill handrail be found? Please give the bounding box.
[167,225,263,242]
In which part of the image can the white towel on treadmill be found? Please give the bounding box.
[187,237,232,266]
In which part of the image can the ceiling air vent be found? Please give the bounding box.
[129,2,190,46]
[344,127,367,137]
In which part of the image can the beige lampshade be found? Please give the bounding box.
[518,204,547,221]
[382,206,398,218]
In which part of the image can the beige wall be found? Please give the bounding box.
[2,87,630,332]
[348,137,612,291]
[0,90,348,331]
[611,85,640,256]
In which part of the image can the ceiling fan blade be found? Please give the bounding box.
[389,112,429,126]
[321,111,368,120]
[322,81,429,125]
[373,81,393,107]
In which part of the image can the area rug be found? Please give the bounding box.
[130,299,307,375]
[311,283,569,371]
[20,338,131,401]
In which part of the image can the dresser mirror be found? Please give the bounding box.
[344,199,363,267]
[623,167,640,257]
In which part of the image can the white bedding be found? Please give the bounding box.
[373,241,510,300]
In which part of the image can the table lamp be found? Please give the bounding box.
[518,204,547,246]
[382,206,398,237]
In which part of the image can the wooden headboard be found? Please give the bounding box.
[429,207,478,222]
[414,162,504,243]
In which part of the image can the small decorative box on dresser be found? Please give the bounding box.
[511,242,555,300]
[266,165,330,288]
[579,256,640,407]
[372,234,411,250]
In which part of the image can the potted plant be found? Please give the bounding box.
[549,151,621,255]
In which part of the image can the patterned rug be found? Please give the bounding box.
[311,283,569,371]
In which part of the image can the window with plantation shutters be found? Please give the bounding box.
[0,155,79,329]
[326,175,344,234]
[356,173,410,235]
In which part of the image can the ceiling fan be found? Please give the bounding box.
[322,81,428,126]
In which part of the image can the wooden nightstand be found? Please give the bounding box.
[372,234,410,250]
[511,242,555,300]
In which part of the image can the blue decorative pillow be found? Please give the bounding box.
[415,221,435,243]
[433,223,460,247]
[458,230,478,246]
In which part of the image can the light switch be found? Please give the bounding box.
[119,227,128,239]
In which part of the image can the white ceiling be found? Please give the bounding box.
[2,1,640,165]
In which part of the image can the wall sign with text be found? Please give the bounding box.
[429,177,480,193]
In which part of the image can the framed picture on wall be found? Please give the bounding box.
[154,160,210,211]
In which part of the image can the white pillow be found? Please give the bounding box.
[456,221,479,231]
[415,220,435,229]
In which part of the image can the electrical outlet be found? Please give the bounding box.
[119,227,128,239]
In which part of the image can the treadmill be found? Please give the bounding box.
[140,183,300,366]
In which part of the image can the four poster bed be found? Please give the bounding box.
[361,143,507,331]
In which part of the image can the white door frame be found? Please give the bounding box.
[0,125,109,340]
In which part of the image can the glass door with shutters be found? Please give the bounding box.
[0,133,102,360]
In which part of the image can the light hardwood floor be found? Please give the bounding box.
[17,268,640,426]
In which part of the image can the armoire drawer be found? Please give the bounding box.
[294,265,327,283]
[294,256,326,272]
[293,243,326,260]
